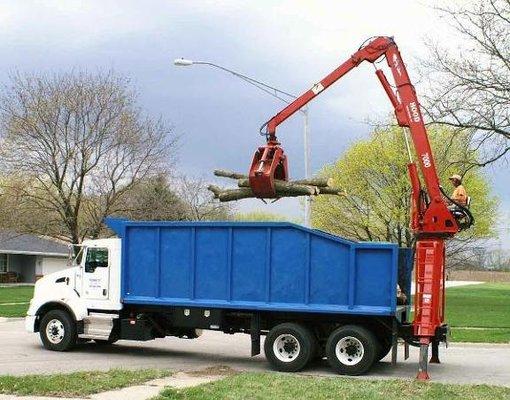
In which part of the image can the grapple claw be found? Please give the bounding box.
[248,141,289,198]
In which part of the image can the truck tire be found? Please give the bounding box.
[264,323,316,372]
[326,325,377,375]
[39,309,77,351]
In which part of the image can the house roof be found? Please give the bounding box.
[0,231,68,257]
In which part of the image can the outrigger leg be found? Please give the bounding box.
[416,339,430,381]
[429,340,440,364]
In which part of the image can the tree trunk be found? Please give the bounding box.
[210,169,343,202]
[213,170,248,180]
[209,184,317,202]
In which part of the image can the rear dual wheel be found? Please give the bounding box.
[326,325,378,375]
[264,323,317,372]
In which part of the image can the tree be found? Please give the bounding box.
[0,71,177,243]
[175,176,233,221]
[0,174,63,237]
[111,174,188,223]
[421,0,510,167]
[311,125,498,254]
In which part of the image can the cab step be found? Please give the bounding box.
[79,312,118,340]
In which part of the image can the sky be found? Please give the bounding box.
[0,0,508,245]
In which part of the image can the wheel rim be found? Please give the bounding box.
[46,319,65,344]
[335,336,364,365]
[273,333,301,362]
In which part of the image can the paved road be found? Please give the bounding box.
[1,319,509,387]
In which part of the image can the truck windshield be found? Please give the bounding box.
[85,248,109,273]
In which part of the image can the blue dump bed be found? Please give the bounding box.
[107,219,399,316]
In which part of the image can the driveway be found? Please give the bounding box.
[1,319,509,387]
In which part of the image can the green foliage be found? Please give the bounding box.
[312,125,498,246]
[234,211,295,222]
[154,372,510,400]
[0,286,33,317]
[0,369,169,397]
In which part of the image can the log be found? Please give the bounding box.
[209,185,318,202]
[214,169,248,180]
[236,178,318,195]
[292,177,333,187]
[210,169,343,202]
[237,177,331,189]
[216,169,333,188]
[207,185,223,198]
[317,187,345,195]
[217,188,255,202]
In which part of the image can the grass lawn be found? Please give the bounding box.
[0,369,169,397]
[0,286,33,317]
[446,283,510,343]
[153,372,510,400]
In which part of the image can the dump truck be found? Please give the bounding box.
[26,36,473,379]
[26,218,414,376]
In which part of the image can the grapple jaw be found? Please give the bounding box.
[248,141,289,198]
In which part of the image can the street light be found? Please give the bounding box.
[173,58,312,227]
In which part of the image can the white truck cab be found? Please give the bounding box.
[26,238,122,350]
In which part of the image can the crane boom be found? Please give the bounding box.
[248,36,473,380]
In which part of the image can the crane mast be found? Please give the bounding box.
[248,36,473,379]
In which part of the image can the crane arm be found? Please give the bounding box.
[248,36,474,380]
[260,36,460,235]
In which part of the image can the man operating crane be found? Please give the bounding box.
[449,174,468,206]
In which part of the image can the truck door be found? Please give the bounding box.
[83,247,110,300]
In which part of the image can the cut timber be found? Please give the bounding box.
[236,177,332,189]
[293,177,333,187]
[210,169,343,202]
[209,184,316,202]
[208,185,254,202]
[213,169,248,180]
[237,178,318,195]
[317,187,344,195]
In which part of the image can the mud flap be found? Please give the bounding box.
[250,314,261,356]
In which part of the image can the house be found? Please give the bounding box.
[0,231,69,283]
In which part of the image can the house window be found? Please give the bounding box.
[0,254,8,273]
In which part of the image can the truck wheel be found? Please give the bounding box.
[326,325,377,375]
[264,323,316,372]
[39,309,77,351]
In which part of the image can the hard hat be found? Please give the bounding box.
[449,174,462,181]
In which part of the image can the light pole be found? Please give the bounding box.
[174,58,312,227]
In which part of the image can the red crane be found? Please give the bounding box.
[248,36,473,380]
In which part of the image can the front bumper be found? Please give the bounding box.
[25,315,37,333]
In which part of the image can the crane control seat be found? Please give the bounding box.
[449,196,473,230]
